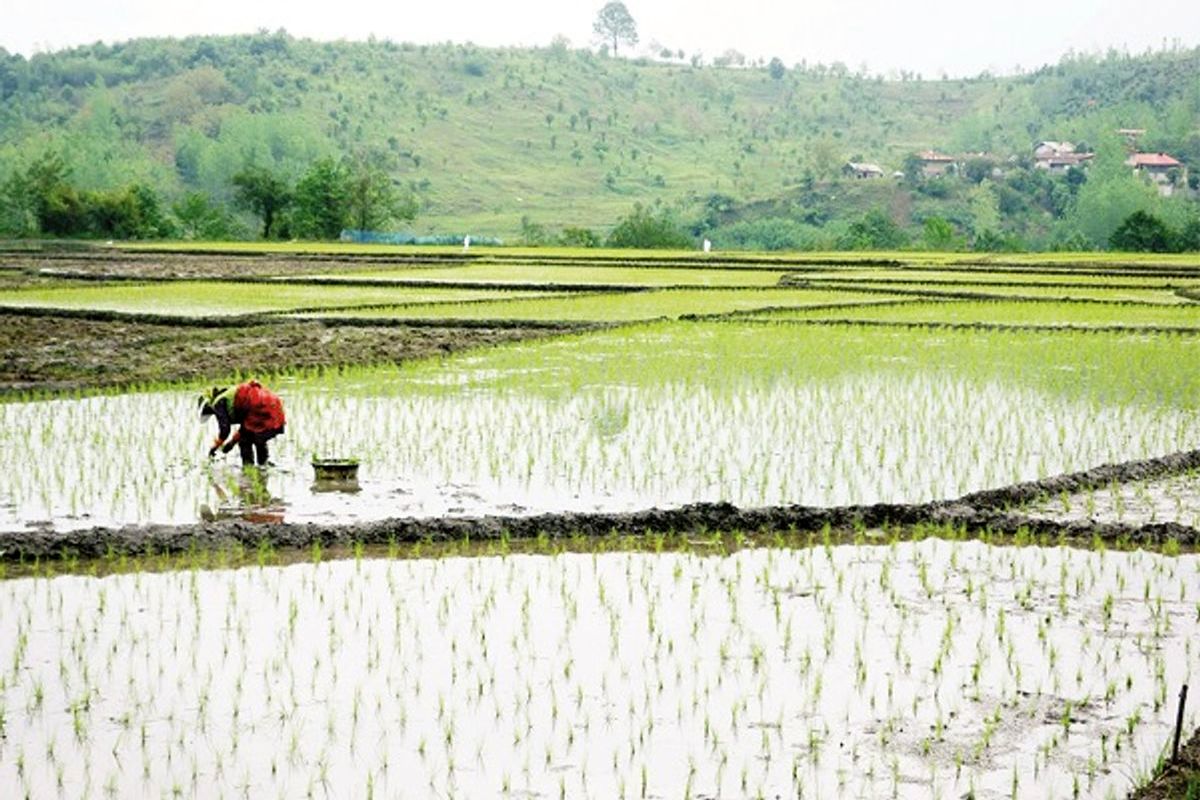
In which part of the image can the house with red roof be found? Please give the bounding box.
[1127,152,1186,196]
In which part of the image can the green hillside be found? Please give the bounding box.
[0,32,1198,248]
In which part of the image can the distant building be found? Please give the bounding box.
[845,161,885,179]
[1034,141,1075,159]
[1118,128,1147,146]
[1033,141,1094,173]
[915,150,957,177]
[1127,152,1186,196]
[1035,154,1094,174]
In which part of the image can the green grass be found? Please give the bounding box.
[751,299,1200,328]
[0,281,556,316]
[288,288,909,322]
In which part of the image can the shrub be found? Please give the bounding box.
[558,226,600,247]
[606,204,692,249]
[1109,210,1173,252]
[838,209,908,250]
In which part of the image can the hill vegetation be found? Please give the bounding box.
[0,31,1198,249]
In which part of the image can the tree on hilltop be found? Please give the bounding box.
[593,2,638,56]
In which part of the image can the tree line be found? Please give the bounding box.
[0,151,417,240]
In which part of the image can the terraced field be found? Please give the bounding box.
[1,243,1198,799]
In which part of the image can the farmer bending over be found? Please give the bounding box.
[200,381,287,466]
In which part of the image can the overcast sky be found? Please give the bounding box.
[5,0,1199,77]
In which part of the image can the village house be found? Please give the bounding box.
[1127,152,1186,196]
[844,161,885,179]
[914,150,957,178]
[1118,128,1147,146]
[1033,141,1094,174]
[1033,141,1075,159]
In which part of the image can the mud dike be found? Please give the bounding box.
[3,449,1198,562]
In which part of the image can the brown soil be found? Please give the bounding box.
[0,249,454,280]
[1130,727,1200,800]
[0,314,568,395]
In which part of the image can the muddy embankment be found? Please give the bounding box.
[0,312,590,395]
[3,449,1198,563]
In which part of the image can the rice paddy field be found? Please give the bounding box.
[0,244,1198,799]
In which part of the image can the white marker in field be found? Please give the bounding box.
[463,235,471,251]
[703,238,712,253]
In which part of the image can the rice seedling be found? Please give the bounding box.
[0,539,1181,796]
[2,322,1198,532]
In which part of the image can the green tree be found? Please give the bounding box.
[3,151,83,236]
[968,180,1001,237]
[232,164,291,239]
[606,204,691,249]
[1175,216,1200,252]
[1064,134,1160,247]
[1109,210,1173,252]
[519,215,549,246]
[901,153,926,187]
[963,157,994,185]
[293,157,350,239]
[768,57,786,80]
[559,226,600,247]
[593,2,638,56]
[88,184,173,239]
[344,154,417,232]
[922,216,957,250]
[838,209,907,250]
[172,192,243,240]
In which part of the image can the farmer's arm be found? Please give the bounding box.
[209,402,241,455]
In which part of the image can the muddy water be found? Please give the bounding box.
[0,541,1194,798]
[0,370,1197,532]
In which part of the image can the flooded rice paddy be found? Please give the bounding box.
[2,322,1198,532]
[0,374,1191,532]
[1024,472,1200,529]
[0,540,1195,798]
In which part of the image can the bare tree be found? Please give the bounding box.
[593,2,638,56]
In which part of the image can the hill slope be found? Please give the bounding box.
[0,33,1198,243]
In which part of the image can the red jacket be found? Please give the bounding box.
[212,381,286,446]
[233,381,286,433]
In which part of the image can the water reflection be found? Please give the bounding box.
[199,466,285,524]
